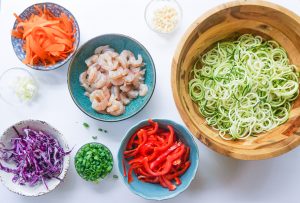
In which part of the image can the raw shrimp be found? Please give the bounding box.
[129,54,144,68]
[111,86,120,100]
[90,87,110,112]
[120,84,132,92]
[120,92,131,105]
[91,73,108,89]
[139,84,148,96]
[109,67,124,79]
[79,45,149,116]
[107,96,125,116]
[94,45,114,55]
[110,77,124,86]
[132,69,146,88]
[85,55,98,67]
[87,64,100,84]
[98,52,118,71]
[127,90,139,99]
[79,72,95,93]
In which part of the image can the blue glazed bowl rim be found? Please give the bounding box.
[117,118,199,200]
[11,2,80,71]
[67,33,156,122]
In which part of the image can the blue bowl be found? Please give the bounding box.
[117,119,199,200]
[11,2,80,71]
[67,34,156,122]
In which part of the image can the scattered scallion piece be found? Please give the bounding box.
[83,122,89,128]
[75,143,113,182]
[113,174,118,179]
[92,136,97,140]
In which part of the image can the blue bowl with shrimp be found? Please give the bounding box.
[117,119,199,200]
[67,34,156,122]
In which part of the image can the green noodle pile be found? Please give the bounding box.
[189,34,299,140]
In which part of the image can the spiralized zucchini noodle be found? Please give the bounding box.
[189,34,299,140]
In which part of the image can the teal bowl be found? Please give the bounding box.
[67,34,156,122]
[117,119,199,200]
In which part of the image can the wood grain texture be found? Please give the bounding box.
[171,0,300,160]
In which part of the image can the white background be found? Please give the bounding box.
[1,0,300,202]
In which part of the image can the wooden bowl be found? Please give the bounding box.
[171,0,300,160]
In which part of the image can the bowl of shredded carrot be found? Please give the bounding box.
[11,3,80,71]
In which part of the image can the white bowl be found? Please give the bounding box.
[0,67,38,106]
[0,120,70,196]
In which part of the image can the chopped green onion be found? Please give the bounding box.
[75,143,113,182]
[83,123,89,128]
[14,76,37,102]
[113,174,118,179]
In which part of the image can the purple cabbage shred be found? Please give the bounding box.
[0,127,70,189]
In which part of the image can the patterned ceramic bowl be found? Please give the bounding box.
[11,2,80,71]
[67,34,156,122]
[117,119,199,200]
[0,120,70,196]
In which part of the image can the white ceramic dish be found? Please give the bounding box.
[0,120,70,196]
[0,67,38,106]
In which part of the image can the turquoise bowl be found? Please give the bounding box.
[68,34,156,122]
[117,119,199,200]
[11,2,80,71]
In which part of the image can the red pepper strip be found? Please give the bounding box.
[126,132,138,150]
[128,156,144,165]
[124,130,148,158]
[149,142,182,170]
[147,128,175,161]
[128,166,134,183]
[147,148,160,162]
[135,168,154,177]
[154,125,175,152]
[183,147,190,163]
[122,158,127,177]
[161,175,176,191]
[158,176,168,188]
[166,161,191,180]
[147,119,158,135]
[143,145,185,176]
[127,163,142,183]
[172,158,181,166]
[125,132,143,153]
[174,177,181,185]
[138,176,159,183]
[139,142,155,156]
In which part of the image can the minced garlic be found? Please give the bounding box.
[151,5,179,33]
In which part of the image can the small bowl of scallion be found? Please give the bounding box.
[75,142,113,183]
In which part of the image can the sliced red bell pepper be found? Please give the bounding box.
[174,177,181,185]
[123,120,191,191]
[161,175,176,191]
[166,161,191,180]
[149,142,182,170]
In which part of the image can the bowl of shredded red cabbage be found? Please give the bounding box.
[0,120,70,196]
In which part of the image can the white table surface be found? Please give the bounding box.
[1,0,300,202]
